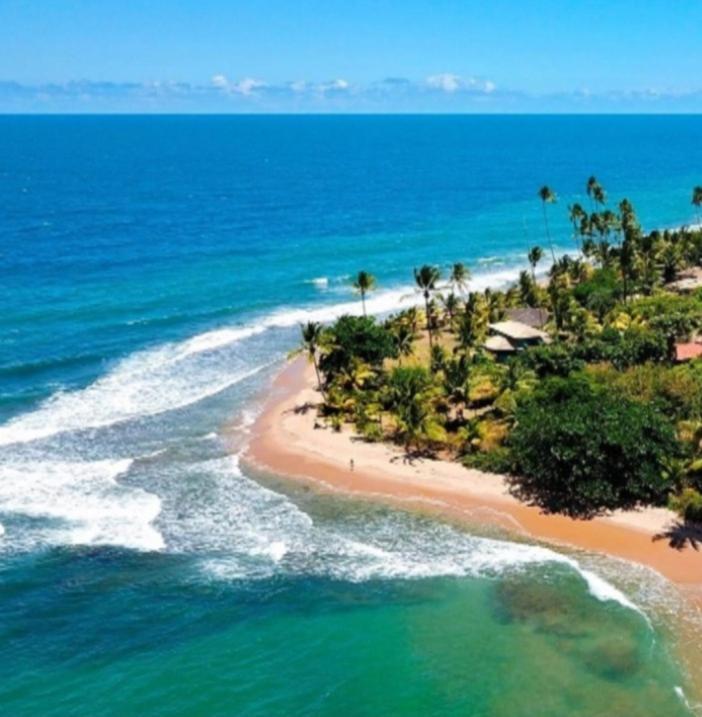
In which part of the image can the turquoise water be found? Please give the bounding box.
[1,115,701,715]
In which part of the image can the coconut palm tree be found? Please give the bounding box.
[441,291,460,326]
[414,265,441,355]
[300,321,324,390]
[568,203,586,253]
[586,176,600,211]
[537,185,557,263]
[527,245,543,283]
[619,237,636,303]
[593,184,607,208]
[385,366,433,453]
[449,262,470,295]
[692,186,702,225]
[353,270,376,317]
[393,324,415,366]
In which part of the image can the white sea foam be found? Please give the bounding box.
[306,277,329,289]
[0,458,163,551]
[0,263,524,449]
[0,355,269,447]
[183,456,643,617]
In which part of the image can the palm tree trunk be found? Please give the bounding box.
[361,290,367,317]
[424,295,433,353]
[312,356,322,392]
[542,203,556,263]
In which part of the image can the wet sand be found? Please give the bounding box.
[242,357,702,606]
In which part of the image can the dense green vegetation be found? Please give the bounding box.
[299,180,702,520]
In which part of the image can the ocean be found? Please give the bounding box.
[0,115,701,716]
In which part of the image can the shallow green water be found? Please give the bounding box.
[0,489,696,717]
[3,115,702,715]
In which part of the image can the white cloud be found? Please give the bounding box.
[426,73,462,93]
[233,77,266,95]
[425,73,496,94]
[318,78,350,93]
[211,74,266,95]
[289,80,308,93]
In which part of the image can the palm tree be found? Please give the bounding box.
[300,321,324,390]
[692,186,702,225]
[386,366,432,453]
[449,262,470,295]
[353,270,376,317]
[527,245,543,283]
[441,291,460,325]
[586,176,600,211]
[537,186,557,263]
[414,265,441,355]
[593,184,607,207]
[393,324,415,366]
[619,237,636,303]
[568,203,586,253]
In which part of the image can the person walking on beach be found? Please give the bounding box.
[350,459,355,472]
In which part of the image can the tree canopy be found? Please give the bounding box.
[507,378,679,518]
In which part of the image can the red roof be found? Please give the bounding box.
[675,343,702,362]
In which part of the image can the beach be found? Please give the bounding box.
[4,114,702,716]
[244,356,702,605]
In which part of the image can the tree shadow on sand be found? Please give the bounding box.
[653,520,702,551]
[389,449,434,466]
[287,402,317,415]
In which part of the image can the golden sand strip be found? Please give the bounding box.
[242,357,702,605]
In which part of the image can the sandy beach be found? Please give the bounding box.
[243,357,702,605]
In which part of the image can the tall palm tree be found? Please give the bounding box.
[538,185,557,263]
[527,245,543,283]
[414,265,441,356]
[586,176,600,211]
[449,262,470,295]
[353,270,376,316]
[568,203,586,253]
[592,184,607,207]
[300,321,323,390]
[692,186,702,225]
[619,237,636,303]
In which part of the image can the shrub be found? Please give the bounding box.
[507,378,678,518]
[462,447,514,474]
[586,363,702,421]
[518,343,585,378]
[610,327,667,369]
[669,488,702,523]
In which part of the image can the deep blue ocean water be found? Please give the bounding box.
[0,115,701,715]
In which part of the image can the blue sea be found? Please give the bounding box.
[1,115,701,716]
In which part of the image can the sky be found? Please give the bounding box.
[1,0,701,113]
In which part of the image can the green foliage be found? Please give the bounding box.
[586,362,702,422]
[572,268,620,319]
[626,292,702,322]
[319,315,396,378]
[610,326,667,369]
[385,366,445,449]
[507,378,679,518]
[462,447,514,474]
[517,343,585,378]
[314,197,702,518]
[669,488,702,523]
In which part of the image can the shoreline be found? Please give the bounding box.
[242,357,702,606]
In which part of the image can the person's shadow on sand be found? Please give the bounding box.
[653,520,702,551]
